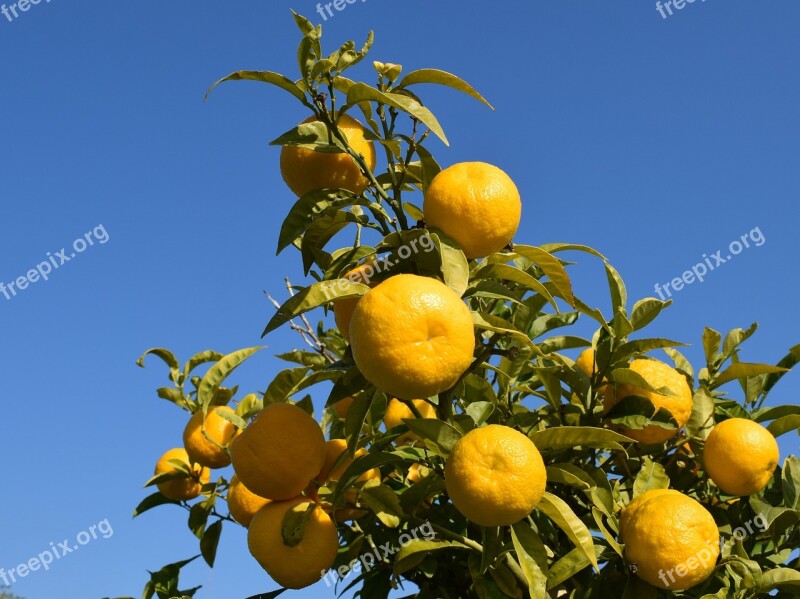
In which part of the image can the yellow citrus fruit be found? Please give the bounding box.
[248,497,339,589]
[603,358,693,445]
[620,489,719,590]
[333,262,377,344]
[703,418,779,496]
[423,162,521,259]
[444,425,546,527]
[280,114,376,197]
[384,398,437,429]
[183,406,241,469]
[231,402,326,500]
[228,475,270,528]
[154,448,210,502]
[406,463,431,484]
[575,348,598,377]
[332,395,355,419]
[384,398,438,444]
[315,439,381,486]
[350,274,475,399]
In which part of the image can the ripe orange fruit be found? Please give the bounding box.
[575,348,598,377]
[183,405,241,469]
[154,448,210,502]
[423,162,521,259]
[603,358,693,445]
[280,114,376,197]
[228,475,270,528]
[384,398,438,445]
[444,425,546,527]
[315,439,381,503]
[333,262,377,344]
[315,439,380,484]
[703,418,779,496]
[331,395,355,419]
[350,274,475,399]
[620,489,719,590]
[248,498,339,589]
[231,402,326,500]
[406,463,431,484]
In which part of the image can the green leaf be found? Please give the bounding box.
[664,347,695,380]
[431,231,469,297]
[395,68,494,109]
[336,452,404,507]
[402,419,462,453]
[196,347,264,410]
[761,344,800,397]
[510,525,547,599]
[281,503,315,547]
[782,456,800,511]
[473,312,536,349]
[137,348,180,383]
[472,263,558,311]
[721,323,758,361]
[633,458,670,497]
[183,350,225,381]
[344,391,373,456]
[545,464,596,490]
[546,547,603,590]
[537,243,607,261]
[604,394,678,433]
[359,484,404,527]
[530,427,635,453]
[630,298,670,331]
[605,262,627,315]
[269,121,345,151]
[574,297,613,335]
[712,362,788,388]
[759,567,800,593]
[133,492,179,517]
[346,83,449,145]
[290,10,317,36]
[537,493,599,571]
[200,520,222,567]
[214,407,248,431]
[415,144,441,192]
[702,327,722,364]
[686,387,716,440]
[512,245,574,306]
[394,540,468,576]
[264,367,310,405]
[767,415,800,437]
[263,280,370,335]
[614,338,687,359]
[465,402,495,426]
[205,70,308,103]
[157,387,187,408]
[607,367,680,396]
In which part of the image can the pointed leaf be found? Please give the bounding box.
[396,68,493,109]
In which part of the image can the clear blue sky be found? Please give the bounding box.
[1,1,798,598]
